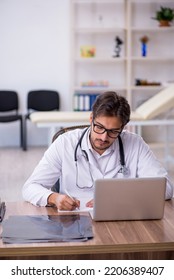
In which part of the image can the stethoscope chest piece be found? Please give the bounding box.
[121,165,129,176]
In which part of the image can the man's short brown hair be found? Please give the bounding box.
[92,91,130,126]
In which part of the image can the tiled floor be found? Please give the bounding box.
[0,146,46,202]
[0,145,174,202]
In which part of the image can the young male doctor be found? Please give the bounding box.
[22,91,173,210]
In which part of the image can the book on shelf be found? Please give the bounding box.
[74,93,99,111]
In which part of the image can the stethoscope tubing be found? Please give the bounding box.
[74,127,125,168]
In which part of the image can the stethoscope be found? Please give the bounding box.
[74,127,129,189]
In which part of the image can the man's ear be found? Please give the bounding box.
[89,112,93,124]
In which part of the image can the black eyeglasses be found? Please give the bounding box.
[93,121,122,138]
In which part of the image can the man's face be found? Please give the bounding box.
[89,114,123,155]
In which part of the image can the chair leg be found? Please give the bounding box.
[23,117,27,151]
[20,118,23,149]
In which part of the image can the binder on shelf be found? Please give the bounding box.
[73,93,99,111]
[84,94,90,111]
[73,93,79,111]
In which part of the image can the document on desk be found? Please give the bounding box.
[58,197,93,213]
[1,214,93,244]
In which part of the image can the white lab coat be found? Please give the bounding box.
[22,128,173,206]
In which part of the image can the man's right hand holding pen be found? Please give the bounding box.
[48,192,80,211]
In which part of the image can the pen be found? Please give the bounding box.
[65,191,80,210]
[0,202,6,222]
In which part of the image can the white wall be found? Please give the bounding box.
[0,0,71,147]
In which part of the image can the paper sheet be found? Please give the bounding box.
[58,197,93,213]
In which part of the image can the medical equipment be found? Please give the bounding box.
[74,127,129,189]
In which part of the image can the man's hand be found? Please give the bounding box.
[86,199,93,208]
[48,193,80,211]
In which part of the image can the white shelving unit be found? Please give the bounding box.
[128,0,174,111]
[70,0,174,113]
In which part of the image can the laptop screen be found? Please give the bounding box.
[90,177,166,221]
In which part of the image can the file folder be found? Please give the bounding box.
[73,93,99,111]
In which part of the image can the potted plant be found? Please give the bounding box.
[152,6,174,27]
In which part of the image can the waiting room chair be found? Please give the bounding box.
[23,89,60,151]
[52,124,89,142]
[51,124,89,193]
[0,90,23,149]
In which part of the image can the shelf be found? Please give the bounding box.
[131,26,174,32]
[131,57,174,62]
[74,86,127,92]
[74,27,126,33]
[75,57,126,63]
[73,0,124,4]
[71,0,174,111]
[131,86,165,91]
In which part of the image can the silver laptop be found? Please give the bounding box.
[90,177,166,221]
